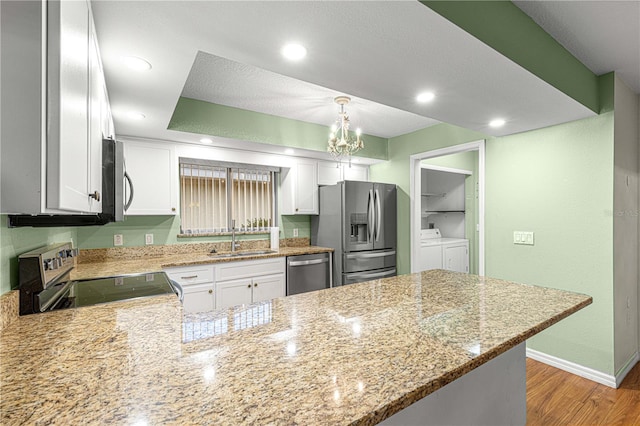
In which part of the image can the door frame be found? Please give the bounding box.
[409,140,486,275]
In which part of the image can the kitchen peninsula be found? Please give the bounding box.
[0,270,591,425]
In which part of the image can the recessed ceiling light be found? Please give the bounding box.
[416,92,435,103]
[200,138,213,144]
[121,56,152,71]
[281,43,307,61]
[284,148,295,155]
[127,111,146,120]
[489,118,506,128]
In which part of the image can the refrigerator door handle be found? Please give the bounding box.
[375,188,381,242]
[346,269,396,280]
[368,189,374,242]
[345,250,396,259]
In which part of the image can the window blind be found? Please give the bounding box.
[180,161,275,234]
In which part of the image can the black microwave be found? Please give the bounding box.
[7,139,133,227]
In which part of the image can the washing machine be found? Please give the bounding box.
[419,229,469,273]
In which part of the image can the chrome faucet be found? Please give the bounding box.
[231,219,240,252]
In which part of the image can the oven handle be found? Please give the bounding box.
[41,281,73,312]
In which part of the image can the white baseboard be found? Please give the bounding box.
[526,348,617,388]
[615,351,640,387]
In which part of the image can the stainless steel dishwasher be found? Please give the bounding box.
[286,252,331,296]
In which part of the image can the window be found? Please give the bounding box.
[179,158,278,234]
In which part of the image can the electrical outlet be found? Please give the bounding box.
[145,234,154,245]
[114,234,123,246]
[293,228,299,237]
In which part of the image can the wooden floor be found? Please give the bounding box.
[526,358,640,425]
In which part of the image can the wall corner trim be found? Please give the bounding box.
[615,352,640,388]
[526,347,617,388]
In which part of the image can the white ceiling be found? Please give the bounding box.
[91,1,634,160]
[513,0,640,94]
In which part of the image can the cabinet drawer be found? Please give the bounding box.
[217,257,285,281]
[164,265,214,285]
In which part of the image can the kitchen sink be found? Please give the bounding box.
[208,250,276,258]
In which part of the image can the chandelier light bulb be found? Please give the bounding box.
[326,96,364,160]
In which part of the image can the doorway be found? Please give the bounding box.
[409,140,485,275]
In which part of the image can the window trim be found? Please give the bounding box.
[178,158,279,235]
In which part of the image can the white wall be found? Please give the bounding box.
[613,75,640,375]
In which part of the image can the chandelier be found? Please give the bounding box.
[327,96,364,160]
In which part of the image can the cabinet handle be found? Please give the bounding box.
[89,191,101,201]
[247,284,251,288]
[295,208,299,212]
[171,207,176,212]
[181,275,198,279]
[254,283,258,287]
[208,289,213,294]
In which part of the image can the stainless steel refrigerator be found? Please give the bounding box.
[311,181,397,286]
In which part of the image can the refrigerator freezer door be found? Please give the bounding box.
[343,181,374,252]
[343,249,396,273]
[342,267,397,285]
[373,183,397,250]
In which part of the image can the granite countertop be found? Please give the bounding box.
[0,270,591,425]
[71,245,334,280]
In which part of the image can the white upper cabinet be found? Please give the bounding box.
[281,159,318,215]
[317,161,342,186]
[124,140,178,215]
[318,160,369,185]
[342,164,369,182]
[0,0,112,215]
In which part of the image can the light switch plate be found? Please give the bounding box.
[145,234,154,245]
[293,228,299,237]
[513,231,534,245]
[114,234,123,246]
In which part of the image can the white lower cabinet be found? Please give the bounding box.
[443,244,469,273]
[419,240,469,273]
[164,257,286,312]
[164,264,215,313]
[182,283,215,313]
[215,257,285,310]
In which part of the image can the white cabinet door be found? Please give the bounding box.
[87,16,103,213]
[252,273,285,303]
[294,160,318,214]
[280,160,318,214]
[47,0,91,212]
[343,164,368,182]
[182,283,215,313]
[420,245,443,272]
[443,243,469,273]
[318,161,342,186]
[125,141,178,215]
[216,278,253,310]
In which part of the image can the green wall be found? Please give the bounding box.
[486,113,615,374]
[371,111,616,374]
[169,97,389,160]
[0,215,77,294]
[76,214,310,249]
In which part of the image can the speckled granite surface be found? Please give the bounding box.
[0,290,18,332]
[78,238,311,263]
[0,270,591,425]
[71,245,333,280]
